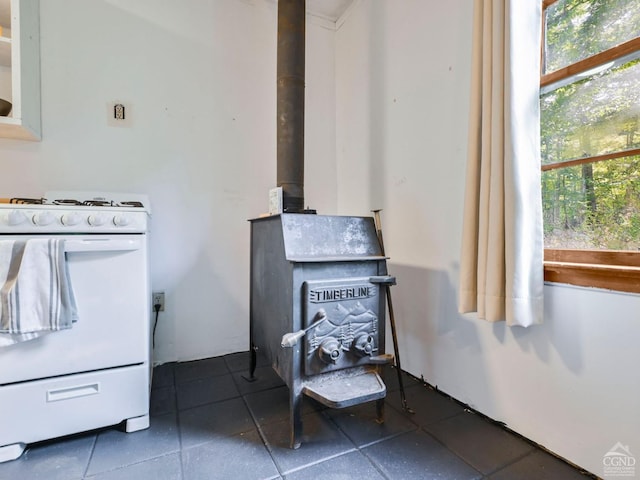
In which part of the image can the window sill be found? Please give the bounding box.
[544,249,640,294]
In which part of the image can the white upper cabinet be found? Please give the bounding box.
[0,0,40,141]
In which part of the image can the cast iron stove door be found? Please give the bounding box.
[298,275,392,417]
[304,277,381,375]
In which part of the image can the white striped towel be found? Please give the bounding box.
[0,238,78,346]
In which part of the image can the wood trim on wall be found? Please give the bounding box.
[544,249,640,293]
[545,249,640,267]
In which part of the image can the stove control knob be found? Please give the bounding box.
[61,213,81,226]
[318,338,342,365]
[353,334,375,357]
[88,214,107,226]
[113,215,130,227]
[32,211,54,226]
[8,210,28,226]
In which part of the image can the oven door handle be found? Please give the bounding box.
[64,238,142,253]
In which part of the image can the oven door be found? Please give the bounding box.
[0,234,150,385]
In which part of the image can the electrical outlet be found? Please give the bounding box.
[114,103,125,120]
[152,292,165,312]
[106,101,133,127]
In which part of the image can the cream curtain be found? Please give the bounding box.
[458,0,544,327]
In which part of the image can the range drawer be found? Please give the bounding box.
[0,364,149,447]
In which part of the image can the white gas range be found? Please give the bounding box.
[0,192,152,463]
[0,191,150,233]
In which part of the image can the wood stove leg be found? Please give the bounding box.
[375,398,385,424]
[242,343,258,382]
[289,388,303,449]
[249,343,257,377]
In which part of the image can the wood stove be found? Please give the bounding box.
[246,0,399,448]
[248,213,394,448]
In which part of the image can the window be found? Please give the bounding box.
[540,0,640,293]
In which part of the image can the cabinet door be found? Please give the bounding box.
[0,0,40,141]
[0,1,12,103]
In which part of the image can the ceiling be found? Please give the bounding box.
[306,0,354,22]
[0,2,357,29]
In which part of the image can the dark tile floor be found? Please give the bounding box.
[0,353,596,479]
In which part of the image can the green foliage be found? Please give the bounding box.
[541,59,640,165]
[543,155,640,249]
[545,0,640,73]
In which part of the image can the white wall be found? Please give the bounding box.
[335,0,640,476]
[0,0,337,362]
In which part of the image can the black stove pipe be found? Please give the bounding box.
[277,0,305,213]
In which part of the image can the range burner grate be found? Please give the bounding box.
[53,199,84,206]
[10,198,46,205]
[83,200,113,207]
[6,193,150,211]
[120,201,144,208]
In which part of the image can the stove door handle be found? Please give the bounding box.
[369,275,396,286]
[281,309,327,348]
[64,238,142,253]
[368,353,395,365]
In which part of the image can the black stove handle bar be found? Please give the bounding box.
[369,275,396,286]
